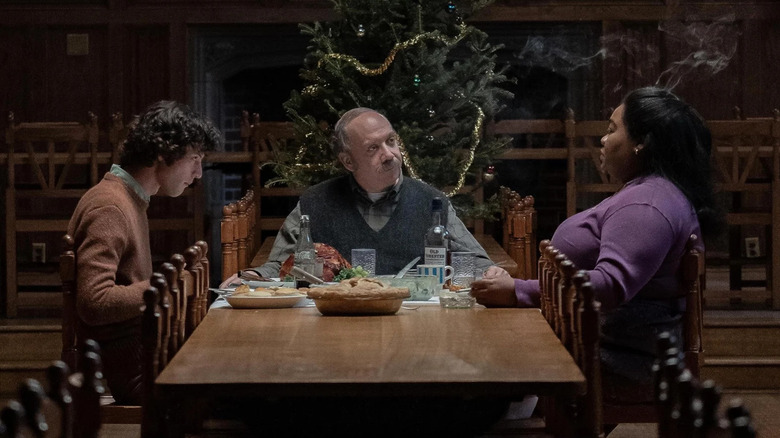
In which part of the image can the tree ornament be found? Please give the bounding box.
[447,1,456,13]
[427,107,436,118]
[483,165,496,182]
[426,135,434,142]
[413,74,421,87]
[356,24,365,38]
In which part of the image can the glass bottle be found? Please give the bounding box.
[424,197,450,265]
[294,214,316,287]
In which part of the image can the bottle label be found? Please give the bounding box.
[424,247,447,265]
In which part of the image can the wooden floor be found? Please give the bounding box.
[606,391,780,438]
[724,390,780,437]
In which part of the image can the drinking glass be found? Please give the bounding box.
[351,248,376,276]
[451,251,476,287]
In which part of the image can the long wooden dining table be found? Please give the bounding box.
[155,304,585,436]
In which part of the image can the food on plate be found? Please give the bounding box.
[279,243,351,282]
[332,266,370,282]
[233,284,251,295]
[305,277,410,300]
[233,284,302,297]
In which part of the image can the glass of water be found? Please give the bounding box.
[351,248,376,276]
[451,251,476,287]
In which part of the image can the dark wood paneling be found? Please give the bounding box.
[0,27,34,122]
[124,25,169,117]
[0,26,108,123]
[661,20,742,120]
[741,20,780,118]
[46,26,109,121]
[602,21,662,113]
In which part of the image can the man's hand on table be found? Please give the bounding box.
[219,269,269,289]
[470,266,518,308]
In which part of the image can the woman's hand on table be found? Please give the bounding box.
[470,266,518,308]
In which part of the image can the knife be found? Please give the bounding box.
[395,256,421,278]
[290,266,325,284]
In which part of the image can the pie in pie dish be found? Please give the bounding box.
[304,278,410,315]
[305,277,410,300]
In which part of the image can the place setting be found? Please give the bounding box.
[209,279,309,309]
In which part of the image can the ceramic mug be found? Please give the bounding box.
[417,264,454,286]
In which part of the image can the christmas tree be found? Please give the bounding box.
[269,0,512,217]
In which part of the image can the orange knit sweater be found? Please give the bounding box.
[67,173,151,336]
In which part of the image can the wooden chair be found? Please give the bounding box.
[4,112,104,317]
[601,234,705,425]
[499,187,537,279]
[708,110,779,309]
[181,241,210,337]
[537,236,706,434]
[654,333,757,438]
[59,234,143,425]
[564,110,614,217]
[238,117,304,237]
[220,189,258,281]
[537,241,603,437]
[0,345,144,438]
[59,236,204,424]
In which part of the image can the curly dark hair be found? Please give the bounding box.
[622,86,723,238]
[119,101,222,169]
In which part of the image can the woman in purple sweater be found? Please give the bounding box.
[472,87,721,393]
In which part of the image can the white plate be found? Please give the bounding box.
[226,294,306,309]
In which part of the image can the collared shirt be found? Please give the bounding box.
[351,173,403,232]
[255,174,493,278]
[110,164,150,203]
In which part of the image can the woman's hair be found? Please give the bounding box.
[622,86,723,238]
[120,100,222,169]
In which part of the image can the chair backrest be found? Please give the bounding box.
[5,112,101,190]
[681,234,705,378]
[653,332,757,438]
[60,235,78,371]
[565,115,614,217]
[183,241,210,337]
[220,189,258,281]
[0,351,105,438]
[59,234,161,426]
[220,202,238,281]
[537,241,603,437]
[140,285,161,438]
[499,187,538,279]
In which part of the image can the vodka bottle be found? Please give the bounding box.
[294,214,316,286]
[424,197,450,265]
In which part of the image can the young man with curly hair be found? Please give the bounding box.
[67,101,221,404]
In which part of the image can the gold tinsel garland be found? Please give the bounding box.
[302,23,471,96]
[322,23,470,76]
[446,103,484,197]
[296,22,484,195]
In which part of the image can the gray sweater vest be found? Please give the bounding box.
[300,176,447,275]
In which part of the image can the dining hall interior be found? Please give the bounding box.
[0,0,779,436]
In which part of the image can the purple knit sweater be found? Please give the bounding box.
[515,174,702,310]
